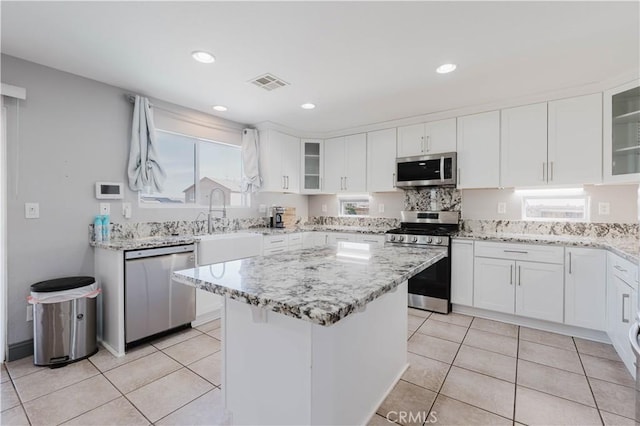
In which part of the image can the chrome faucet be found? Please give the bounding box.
[208,187,227,234]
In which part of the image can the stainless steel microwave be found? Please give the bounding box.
[395,152,457,187]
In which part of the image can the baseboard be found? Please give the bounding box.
[7,339,33,361]
[452,304,611,343]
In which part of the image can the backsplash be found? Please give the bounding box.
[461,219,639,240]
[306,216,400,230]
[404,187,461,211]
[89,217,270,241]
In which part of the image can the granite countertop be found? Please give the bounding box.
[172,244,446,326]
[91,235,198,251]
[454,232,639,264]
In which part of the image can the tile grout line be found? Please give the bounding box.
[573,337,606,426]
[513,324,520,424]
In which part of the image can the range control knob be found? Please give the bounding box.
[412,236,418,243]
[425,237,433,243]
[389,235,396,242]
[398,236,405,242]
[435,237,443,244]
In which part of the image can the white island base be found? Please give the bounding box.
[221,281,409,425]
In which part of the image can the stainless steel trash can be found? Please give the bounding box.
[30,276,98,367]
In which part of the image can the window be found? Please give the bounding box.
[339,198,370,217]
[140,130,248,207]
[522,196,589,221]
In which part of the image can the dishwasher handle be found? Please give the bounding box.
[125,244,195,260]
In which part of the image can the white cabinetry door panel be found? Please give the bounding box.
[301,140,324,194]
[565,248,606,331]
[344,133,367,192]
[281,132,301,192]
[259,130,300,192]
[451,240,474,306]
[500,102,548,187]
[425,118,456,154]
[324,137,345,193]
[548,93,602,185]
[515,261,564,323]
[397,124,424,157]
[457,111,500,189]
[473,257,514,314]
[367,128,397,192]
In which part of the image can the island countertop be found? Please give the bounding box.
[172,243,446,326]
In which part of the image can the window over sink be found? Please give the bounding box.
[140,130,249,207]
[520,189,589,222]
[339,197,370,217]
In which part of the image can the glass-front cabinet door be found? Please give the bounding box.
[604,80,640,183]
[300,139,324,193]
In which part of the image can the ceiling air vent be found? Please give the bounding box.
[249,73,289,91]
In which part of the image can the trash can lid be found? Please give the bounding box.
[30,276,95,293]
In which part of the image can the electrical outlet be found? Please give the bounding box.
[100,203,110,215]
[259,204,267,214]
[378,204,385,213]
[122,202,132,219]
[26,305,33,322]
[25,203,39,219]
[497,202,507,214]
[321,204,327,213]
[598,202,610,215]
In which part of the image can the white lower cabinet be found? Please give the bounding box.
[355,234,385,247]
[564,247,606,330]
[607,252,639,375]
[327,233,357,244]
[262,234,289,256]
[473,242,564,322]
[302,232,328,248]
[451,239,474,306]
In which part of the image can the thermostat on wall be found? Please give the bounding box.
[96,182,124,199]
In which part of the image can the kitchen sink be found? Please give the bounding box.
[196,232,263,265]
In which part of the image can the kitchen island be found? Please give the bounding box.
[173,242,446,425]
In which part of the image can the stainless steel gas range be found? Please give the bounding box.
[385,211,460,314]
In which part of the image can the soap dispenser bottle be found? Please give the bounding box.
[94,215,103,243]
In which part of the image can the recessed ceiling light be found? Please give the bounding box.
[436,63,457,74]
[192,51,215,64]
[212,105,228,112]
[301,103,316,110]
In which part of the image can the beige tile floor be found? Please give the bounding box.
[1,312,637,425]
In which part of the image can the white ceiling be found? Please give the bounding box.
[2,1,639,134]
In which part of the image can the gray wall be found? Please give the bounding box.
[1,55,307,346]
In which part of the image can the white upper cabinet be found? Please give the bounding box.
[324,133,367,193]
[548,93,602,185]
[367,128,398,192]
[397,118,456,157]
[501,103,548,187]
[300,139,324,194]
[604,80,640,183]
[259,130,300,192]
[456,111,500,189]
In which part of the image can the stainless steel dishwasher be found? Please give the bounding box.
[124,244,196,346]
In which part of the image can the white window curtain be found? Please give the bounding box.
[127,95,166,192]
[241,128,262,193]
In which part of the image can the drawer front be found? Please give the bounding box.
[263,246,288,256]
[263,235,288,249]
[288,233,303,244]
[608,252,638,286]
[356,234,385,247]
[475,241,564,264]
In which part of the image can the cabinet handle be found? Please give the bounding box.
[320,177,323,191]
[510,264,513,285]
[504,250,528,254]
[614,265,628,273]
[622,294,630,323]
[568,252,572,274]
[421,136,425,152]
[457,168,461,185]
[542,162,546,181]
[518,265,522,286]
[392,173,396,188]
[282,176,286,189]
[344,176,348,190]
[426,135,431,152]
[550,161,554,181]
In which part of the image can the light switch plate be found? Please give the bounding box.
[259,204,267,214]
[25,202,39,219]
[497,202,507,214]
[321,204,327,213]
[378,204,385,213]
[598,202,610,215]
[122,202,132,219]
[100,203,110,215]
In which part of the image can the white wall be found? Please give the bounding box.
[461,184,639,223]
[1,55,306,347]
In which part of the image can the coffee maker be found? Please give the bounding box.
[270,206,285,228]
